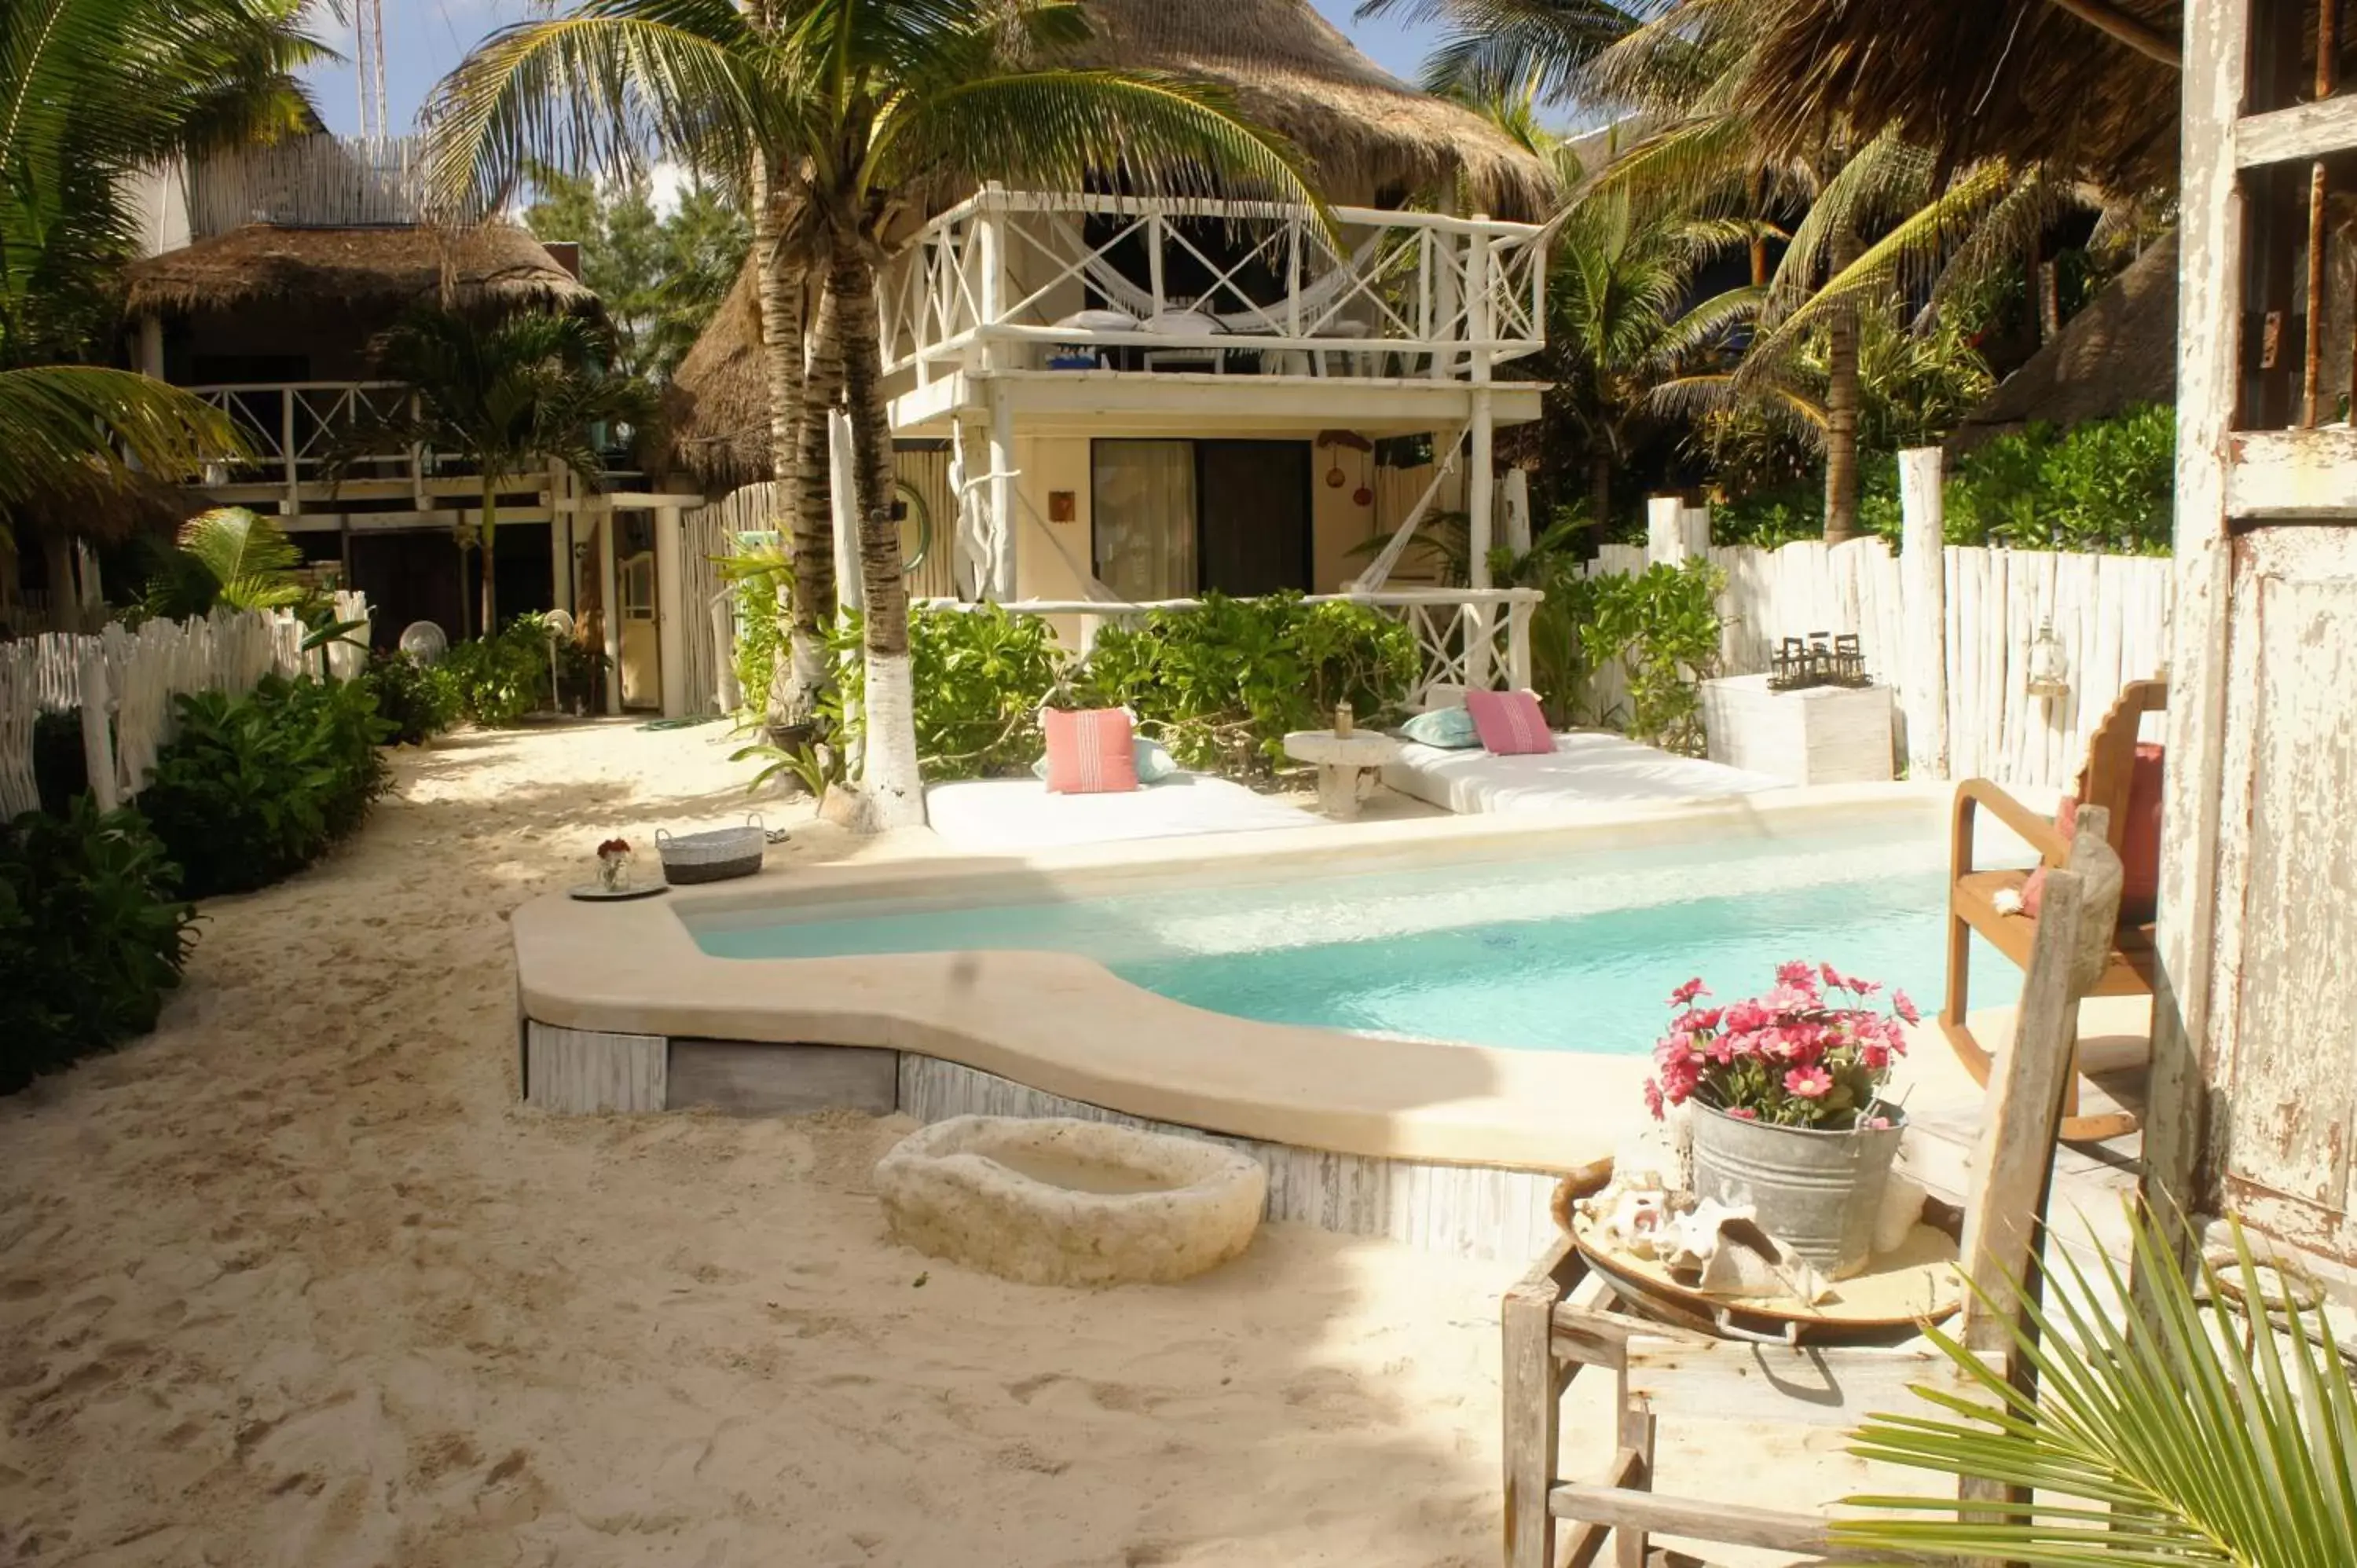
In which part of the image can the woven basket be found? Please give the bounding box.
[655,815,765,885]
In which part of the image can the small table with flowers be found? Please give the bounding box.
[1281,728,1401,819]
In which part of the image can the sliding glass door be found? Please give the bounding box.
[1091,440,1197,601]
[1091,439,1312,602]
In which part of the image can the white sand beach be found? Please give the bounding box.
[0,720,1872,1566]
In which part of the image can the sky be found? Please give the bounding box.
[303,2,1442,139]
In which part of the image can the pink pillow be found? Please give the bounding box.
[2021,746,2165,922]
[1042,707,1139,793]
[1464,689,1553,756]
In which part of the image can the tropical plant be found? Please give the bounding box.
[440,618,559,727]
[1644,960,1918,1127]
[170,506,308,610]
[137,674,391,899]
[351,306,655,638]
[0,0,328,551]
[425,0,1314,827]
[363,650,461,746]
[1833,1210,2357,1565]
[524,166,752,383]
[714,535,796,725]
[1077,595,1419,776]
[0,797,195,1095]
[1945,404,2175,555]
[823,603,1074,782]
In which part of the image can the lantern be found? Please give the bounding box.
[2025,619,2069,701]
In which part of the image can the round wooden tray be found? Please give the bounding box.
[567,879,671,902]
[1567,1204,1964,1345]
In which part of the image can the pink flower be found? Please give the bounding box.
[1724,1106,1758,1120]
[1784,1065,1835,1100]
[1776,960,1815,987]
[1861,1115,1892,1130]
[1644,1079,1666,1119]
[1859,1041,1891,1072]
[1668,978,1708,1007]
[1893,989,1921,1027]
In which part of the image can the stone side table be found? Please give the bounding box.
[1699,674,1895,785]
[1283,729,1402,819]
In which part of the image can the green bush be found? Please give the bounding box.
[442,619,553,727]
[140,675,392,899]
[1518,557,1723,753]
[364,650,459,745]
[827,604,1073,780]
[0,800,195,1095]
[1077,593,1418,776]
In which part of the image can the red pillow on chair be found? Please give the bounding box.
[2021,745,2164,921]
[1464,689,1553,756]
[1042,707,1140,793]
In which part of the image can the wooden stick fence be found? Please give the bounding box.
[0,594,370,819]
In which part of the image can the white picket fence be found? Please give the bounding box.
[0,593,371,819]
[1586,525,2171,792]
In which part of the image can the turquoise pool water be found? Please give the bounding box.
[687,825,2016,1056]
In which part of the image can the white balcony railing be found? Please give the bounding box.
[925,586,1541,707]
[881,190,1549,385]
[189,380,420,496]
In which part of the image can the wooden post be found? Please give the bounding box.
[976,181,1004,372]
[280,391,299,515]
[1645,496,1705,565]
[2143,0,2250,1269]
[1501,1236,1577,1568]
[653,504,687,718]
[1900,446,1952,780]
[77,644,118,812]
[830,409,863,614]
[986,381,1017,602]
[596,508,622,717]
[1466,224,1496,686]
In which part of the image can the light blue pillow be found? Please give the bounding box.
[1032,737,1180,782]
[1400,705,1480,749]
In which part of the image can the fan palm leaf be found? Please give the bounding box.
[0,366,242,544]
[1835,1209,2357,1564]
[176,505,306,610]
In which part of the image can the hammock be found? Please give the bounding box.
[1043,214,1391,337]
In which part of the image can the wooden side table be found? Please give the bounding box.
[1281,729,1401,819]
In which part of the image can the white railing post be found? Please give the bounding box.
[1466,221,1497,686]
[280,392,299,512]
[976,182,1005,370]
[1508,596,1534,691]
[1899,446,1951,779]
[1147,211,1166,313]
[1286,215,1303,339]
[1647,496,1707,564]
[77,643,118,813]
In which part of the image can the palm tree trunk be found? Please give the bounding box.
[794,268,847,708]
[478,478,500,635]
[1822,226,1864,545]
[750,159,830,737]
[830,253,923,831]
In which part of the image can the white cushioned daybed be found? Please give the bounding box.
[926,773,1317,852]
[1381,729,1787,816]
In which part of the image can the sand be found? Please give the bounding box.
[0,719,1886,1566]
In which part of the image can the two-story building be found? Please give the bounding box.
[659,0,1558,706]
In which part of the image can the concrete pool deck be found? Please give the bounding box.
[511,779,2074,1258]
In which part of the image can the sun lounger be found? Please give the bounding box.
[925,773,1318,852]
[1380,730,1787,816]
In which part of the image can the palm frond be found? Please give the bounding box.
[1354,0,1642,106]
[0,365,240,525]
[1835,1209,2357,1564]
[177,504,305,610]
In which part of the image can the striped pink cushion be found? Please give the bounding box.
[1464,689,1553,756]
[1042,708,1141,793]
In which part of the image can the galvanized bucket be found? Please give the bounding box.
[1688,1102,1906,1280]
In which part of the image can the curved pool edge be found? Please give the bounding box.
[511,782,1968,1174]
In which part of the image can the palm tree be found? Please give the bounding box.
[0,0,328,564]
[356,306,656,638]
[424,0,1311,827]
[1833,1210,2357,1563]
[1542,189,1756,528]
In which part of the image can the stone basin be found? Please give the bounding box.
[874,1116,1267,1287]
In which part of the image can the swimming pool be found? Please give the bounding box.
[686,823,2016,1056]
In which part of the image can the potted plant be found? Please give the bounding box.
[1645,962,1920,1279]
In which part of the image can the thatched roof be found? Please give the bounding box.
[659,262,769,490]
[1949,232,2176,450]
[1741,0,2185,191]
[658,0,1555,489]
[123,222,596,319]
[1075,0,1553,219]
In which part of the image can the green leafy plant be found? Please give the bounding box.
[0,797,195,1094]
[825,604,1072,782]
[139,675,391,899]
[1945,404,2175,555]
[364,650,460,746]
[440,619,557,728]
[174,505,307,610]
[1077,595,1419,776]
[715,538,794,726]
[1835,1210,2357,1563]
[730,739,839,804]
[1511,555,1723,753]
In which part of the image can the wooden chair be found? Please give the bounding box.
[1942,678,2165,1142]
[1501,820,2126,1568]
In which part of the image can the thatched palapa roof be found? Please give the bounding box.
[1740,0,2184,190]
[123,222,596,320]
[658,0,1555,489]
[1949,233,2178,450]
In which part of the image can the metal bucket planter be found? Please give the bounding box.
[1688,1101,1905,1280]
